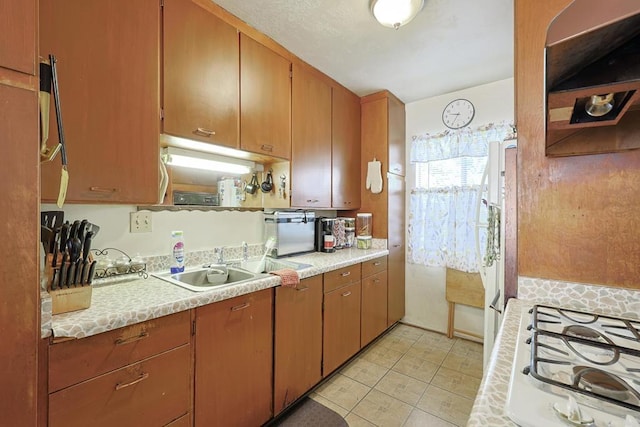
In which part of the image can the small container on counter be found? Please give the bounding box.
[357,235,372,249]
[356,213,372,237]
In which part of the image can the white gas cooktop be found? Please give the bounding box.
[505,305,640,427]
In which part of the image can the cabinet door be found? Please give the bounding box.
[323,281,361,376]
[0,0,36,75]
[387,173,406,325]
[332,85,361,209]
[360,97,389,237]
[274,276,323,414]
[361,270,388,347]
[163,0,239,148]
[240,33,291,159]
[195,288,273,427]
[388,94,406,176]
[39,0,160,204]
[291,64,332,207]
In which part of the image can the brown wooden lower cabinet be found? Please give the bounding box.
[274,276,323,414]
[165,413,192,427]
[322,281,362,376]
[49,344,191,427]
[194,288,273,427]
[361,270,388,347]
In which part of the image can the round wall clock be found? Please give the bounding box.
[442,99,475,129]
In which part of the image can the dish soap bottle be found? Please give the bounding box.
[170,230,185,273]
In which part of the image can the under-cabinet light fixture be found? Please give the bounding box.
[371,0,424,29]
[162,147,254,175]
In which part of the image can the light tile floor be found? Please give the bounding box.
[310,324,483,427]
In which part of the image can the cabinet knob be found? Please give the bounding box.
[195,127,216,137]
[341,291,352,297]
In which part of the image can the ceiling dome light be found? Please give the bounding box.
[371,0,424,30]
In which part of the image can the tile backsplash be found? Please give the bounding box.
[518,276,640,319]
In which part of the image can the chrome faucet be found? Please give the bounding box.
[213,247,225,265]
[242,241,249,261]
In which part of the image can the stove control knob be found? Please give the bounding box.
[522,366,530,375]
[525,337,532,345]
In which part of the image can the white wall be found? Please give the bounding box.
[41,204,265,258]
[404,78,515,337]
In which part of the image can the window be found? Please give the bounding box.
[415,156,486,189]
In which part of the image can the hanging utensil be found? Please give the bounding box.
[49,54,69,208]
[261,169,274,193]
[39,59,62,162]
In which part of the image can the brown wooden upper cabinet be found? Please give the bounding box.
[163,0,239,148]
[332,85,361,209]
[39,0,160,204]
[240,33,291,159]
[291,63,332,208]
[361,92,406,177]
[0,0,36,75]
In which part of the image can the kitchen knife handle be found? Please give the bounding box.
[59,222,69,253]
[67,262,76,286]
[114,331,149,346]
[115,372,149,391]
[82,231,93,262]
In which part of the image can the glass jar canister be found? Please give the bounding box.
[356,213,372,237]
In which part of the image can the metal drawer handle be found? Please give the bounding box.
[260,144,273,152]
[296,286,309,292]
[306,199,319,203]
[115,372,149,390]
[341,291,352,297]
[231,302,251,311]
[373,262,381,266]
[89,186,118,193]
[195,127,216,136]
[373,279,380,284]
[114,331,149,346]
[340,271,351,277]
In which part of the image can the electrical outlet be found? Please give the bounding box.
[130,211,152,233]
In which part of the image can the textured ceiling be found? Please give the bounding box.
[211,0,514,103]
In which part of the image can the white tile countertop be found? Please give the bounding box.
[43,248,389,340]
[467,298,525,427]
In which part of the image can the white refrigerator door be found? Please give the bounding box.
[476,140,506,369]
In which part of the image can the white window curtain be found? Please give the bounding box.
[408,122,513,273]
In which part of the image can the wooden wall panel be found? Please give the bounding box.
[0,83,39,426]
[516,0,640,288]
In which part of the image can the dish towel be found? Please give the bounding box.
[366,159,383,194]
[270,268,300,288]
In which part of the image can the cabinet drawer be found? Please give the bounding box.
[362,256,387,278]
[49,344,191,427]
[324,264,361,293]
[49,310,191,392]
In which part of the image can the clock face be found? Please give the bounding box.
[442,99,475,129]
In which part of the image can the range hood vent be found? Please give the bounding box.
[545,2,640,156]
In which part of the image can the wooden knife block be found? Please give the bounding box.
[46,253,92,315]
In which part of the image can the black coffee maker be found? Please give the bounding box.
[314,217,336,253]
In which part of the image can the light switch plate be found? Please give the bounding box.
[130,211,152,233]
